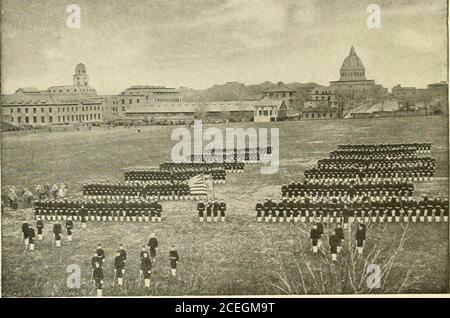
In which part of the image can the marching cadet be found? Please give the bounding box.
[197,200,205,222]
[329,234,339,261]
[310,224,320,253]
[169,245,179,277]
[206,202,212,222]
[255,200,263,222]
[334,224,344,253]
[21,222,30,246]
[140,251,152,288]
[65,219,73,242]
[219,200,226,222]
[355,223,366,255]
[93,261,104,297]
[27,226,36,251]
[213,200,219,222]
[96,244,106,264]
[53,223,62,247]
[80,205,88,228]
[36,219,44,240]
[113,251,126,286]
[316,222,324,248]
[148,233,158,262]
[156,202,162,222]
[263,200,271,222]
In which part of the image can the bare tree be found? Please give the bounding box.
[267,221,421,294]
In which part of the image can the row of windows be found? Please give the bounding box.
[256,109,277,117]
[303,112,335,119]
[48,87,94,93]
[267,92,293,98]
[11,113,102,124]
[9,105,103,114]
[341,71,364,77]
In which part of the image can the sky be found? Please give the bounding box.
[1,0,448,94]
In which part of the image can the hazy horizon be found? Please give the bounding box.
[1,0,448,95]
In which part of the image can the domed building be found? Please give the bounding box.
[330,46,386,94]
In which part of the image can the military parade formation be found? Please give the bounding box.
[256,142,448,257]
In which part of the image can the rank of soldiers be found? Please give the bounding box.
[255,197,449,224]
[196,200,227,222]
[34,197,163,222]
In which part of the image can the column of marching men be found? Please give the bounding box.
[254,142,448,259]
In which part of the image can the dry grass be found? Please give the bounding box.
[1,116,448,296]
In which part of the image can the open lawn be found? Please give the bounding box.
[1,115,449,296]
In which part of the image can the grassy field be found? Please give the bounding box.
[1,115,449,296]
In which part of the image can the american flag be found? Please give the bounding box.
[188,174,208,196]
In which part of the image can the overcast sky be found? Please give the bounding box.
[1,0,447,94]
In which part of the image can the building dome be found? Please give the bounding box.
[339,46,366,81]
[75,63,87,75]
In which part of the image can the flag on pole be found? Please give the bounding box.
[188,174,208,196]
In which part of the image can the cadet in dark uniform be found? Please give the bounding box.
[206,202,212,222]
[66,219,73,242]
[316,222,324,248]
[219,201,226,222]
[355,224,366,255]
[140,252,152,288]
[310,224,320,253]
[27,226,36,251]
[255,200,263,222]
[53,223,62,247]
[148,233,158,262]
[93,261,104,297]
[36,220,44,241]
[21,222,30,246]
[334,224,344,253]
[169,245,179,277]
[197,200,205,222]
[114,251,126,286]
[329,234,339,261]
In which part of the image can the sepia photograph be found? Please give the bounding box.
[0,0,448,299]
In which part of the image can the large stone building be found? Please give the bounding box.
[1,63,104,127]
[304,86,338,108]
[330,46,387,97]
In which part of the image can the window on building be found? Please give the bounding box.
[17,108,21,113]
[49,107,52,113]
[25,108,29,113]
[41,108,44,113]
[263,110,269,116]
[41,116,45,123]
[137,99,139,104]
[10,108,13,113]
[33,116,37,123]
[25,116,29,123]
[18,117,22,123]
[129,99,132,104]
[49,116,53,123]
[122,99,125,104]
